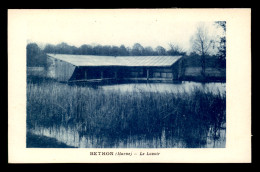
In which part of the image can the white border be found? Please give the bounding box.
[8,9,251,163]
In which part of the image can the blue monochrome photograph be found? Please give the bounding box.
[26,14,226,148]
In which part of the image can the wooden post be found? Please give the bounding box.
[84,70,87,80]
[114,71,117,79]
[101,70,103,79]
[146,69,149,80]
[179,59,183,80]
[172,68,174,80]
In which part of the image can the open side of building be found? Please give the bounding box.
[46,54,184,83]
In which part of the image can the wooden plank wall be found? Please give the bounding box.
[55,60,76,82]
[47,56,76,82]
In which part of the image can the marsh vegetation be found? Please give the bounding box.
[26,76,226,148]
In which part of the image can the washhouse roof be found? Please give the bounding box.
[47,54,182,67]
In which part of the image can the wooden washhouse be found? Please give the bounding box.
[46,54,184,83]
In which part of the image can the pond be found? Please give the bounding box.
[26,80,226,148]
[100,81,226,96]
[28,124,226,148]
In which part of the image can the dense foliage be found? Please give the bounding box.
[26,43,47,67]
[215,21,226,68]
[42,42,186,56]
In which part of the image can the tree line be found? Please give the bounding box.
[43,42,186,56]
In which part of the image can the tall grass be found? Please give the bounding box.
[27,76,226,148]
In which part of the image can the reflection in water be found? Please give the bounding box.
[27,81,226,148]
[29,124,225,148]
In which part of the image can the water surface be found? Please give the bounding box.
[101,81,226,95]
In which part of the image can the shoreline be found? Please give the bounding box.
[26,132,76,148]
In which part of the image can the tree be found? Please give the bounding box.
[191,24,214,80]
[79,44,93,55]
[27,43,46,67]
[110,46,120,56]
[143,46,154,56]
[55,42,74,54]
[215,21,226,68]
[155,46,167,55]
[167,43,186,56]
[119,45,129,56]
[131,43,144,56]
[102,45,112,55]
[43,44,56,54]
[92,45,103,55]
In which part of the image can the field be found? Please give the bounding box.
[26,76,226,148]
[181,55,226,82]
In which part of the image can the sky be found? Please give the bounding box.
[26,10,223,53]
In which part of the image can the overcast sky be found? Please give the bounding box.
[26,10,222,52]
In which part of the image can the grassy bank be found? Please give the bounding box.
[27,132,76,148]
[27,76,226,147]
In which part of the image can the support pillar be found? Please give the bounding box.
[84,70,88,80]
[146,69,149,80]
[101,71,103,79]
[114,71,117,79]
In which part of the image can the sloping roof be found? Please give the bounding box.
[47,54,182,67]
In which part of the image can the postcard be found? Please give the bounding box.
[8,9,251,163]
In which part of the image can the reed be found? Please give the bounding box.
[27,76,226,147]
